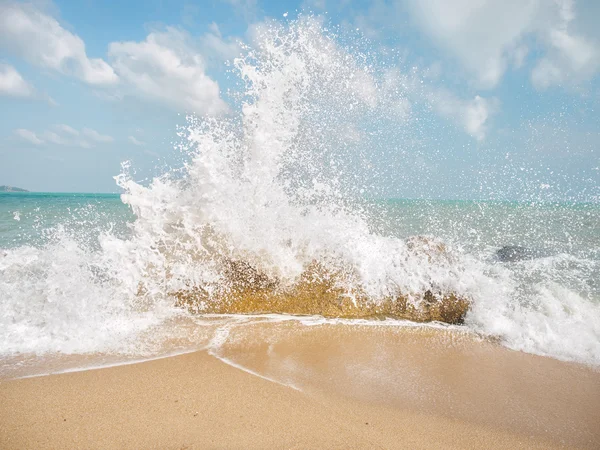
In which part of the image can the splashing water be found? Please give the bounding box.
[0,17,599,367]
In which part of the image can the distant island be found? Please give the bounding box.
[0,185,29,192]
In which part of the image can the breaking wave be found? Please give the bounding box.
[0,17,599,366]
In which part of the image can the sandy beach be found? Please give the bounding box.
[2,0,599,448]
[1,322,599,449]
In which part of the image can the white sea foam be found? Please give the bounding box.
[0,17,598,367]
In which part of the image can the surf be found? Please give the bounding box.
[0,16,599,369]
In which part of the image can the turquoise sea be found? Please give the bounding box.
[0,192,133,249]
[1,191,599,373]
[2,192,597,260]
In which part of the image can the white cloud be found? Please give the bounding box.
[0,3,117,85]
[0,63,34,97]
[402,0,599,89]
[531,1,599,89]
[0,5,237,113]
[404,0,538,89]
[108,27,228,115]
[15,128,44,145]
[384,68,498,140]
[42,131,66,145]
[82,128,114,143]
[56,124,79,136]
[128,136,144,146]
[55,126,91,147]
[13,125,111,148]
[428,91,499,141]
[463,95,497,141]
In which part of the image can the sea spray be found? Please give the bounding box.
[113,17,478,319]
[0,17,598,366]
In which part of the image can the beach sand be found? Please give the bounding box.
[1,321,599,449]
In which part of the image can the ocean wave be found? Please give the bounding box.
[0,16,598,367]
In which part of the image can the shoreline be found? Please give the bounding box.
[1,323,599,449]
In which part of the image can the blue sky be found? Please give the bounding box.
[0,0,598,200]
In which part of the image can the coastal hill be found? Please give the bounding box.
[0,185,28,192]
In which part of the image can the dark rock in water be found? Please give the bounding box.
[496,245,548,262]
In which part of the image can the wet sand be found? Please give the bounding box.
[1,322,599,449]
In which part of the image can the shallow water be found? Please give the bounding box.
[1,192,598,372]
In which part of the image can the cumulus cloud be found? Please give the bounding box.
[14,125,113,148]
[56,124,79,136]
[402,0,599,89]
[0,63,34,97]
[464,96,495,140]
[82,128,114,143]
[42,131,67,145]
[384,68,498,140]
[0,4,235,114]
[531,0,599,89]
[108,27,229,115]
[15,128,44,145]
[0,2,117,85]
[427,91,499,141]
[404,0,538,89]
